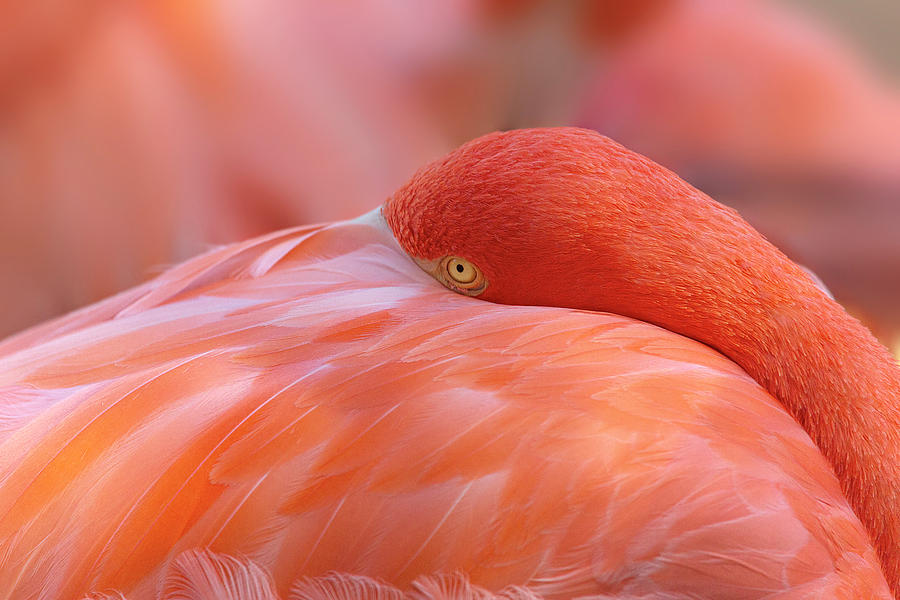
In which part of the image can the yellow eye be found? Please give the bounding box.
[447,257,477,284]
[437,256,486,295]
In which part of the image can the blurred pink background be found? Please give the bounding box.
[1,0,898,354]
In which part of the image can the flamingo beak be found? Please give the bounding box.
[347,206,440,287]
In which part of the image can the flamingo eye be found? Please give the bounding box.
[447,257,477,284]
[438,256,486,295]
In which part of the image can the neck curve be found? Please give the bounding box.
[620,214,900,594]
[722,279,900,593]
[500,182,900,592]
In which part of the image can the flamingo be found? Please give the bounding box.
[0,128,897,598]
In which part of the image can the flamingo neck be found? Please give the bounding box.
[676,267,900,594]
[557,193,900,592]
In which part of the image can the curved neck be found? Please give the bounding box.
[574,196,900,593]
[678,261,900,594]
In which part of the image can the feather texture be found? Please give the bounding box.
[0,215,888,599]
[162,550,279,600]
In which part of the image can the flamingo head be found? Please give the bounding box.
[382,127,812,355]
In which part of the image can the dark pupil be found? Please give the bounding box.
[456,264,464,273]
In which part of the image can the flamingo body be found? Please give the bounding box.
[0,212,890,598]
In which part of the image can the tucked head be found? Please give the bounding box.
[382,127,799,341]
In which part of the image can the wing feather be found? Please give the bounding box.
[289,572,403,600]
[0,222,890,599]
[161,550,278,600]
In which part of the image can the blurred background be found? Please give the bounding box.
[1,0,898,355]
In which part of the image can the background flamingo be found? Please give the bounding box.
[0,129,896,598]
[0,0,458,337]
